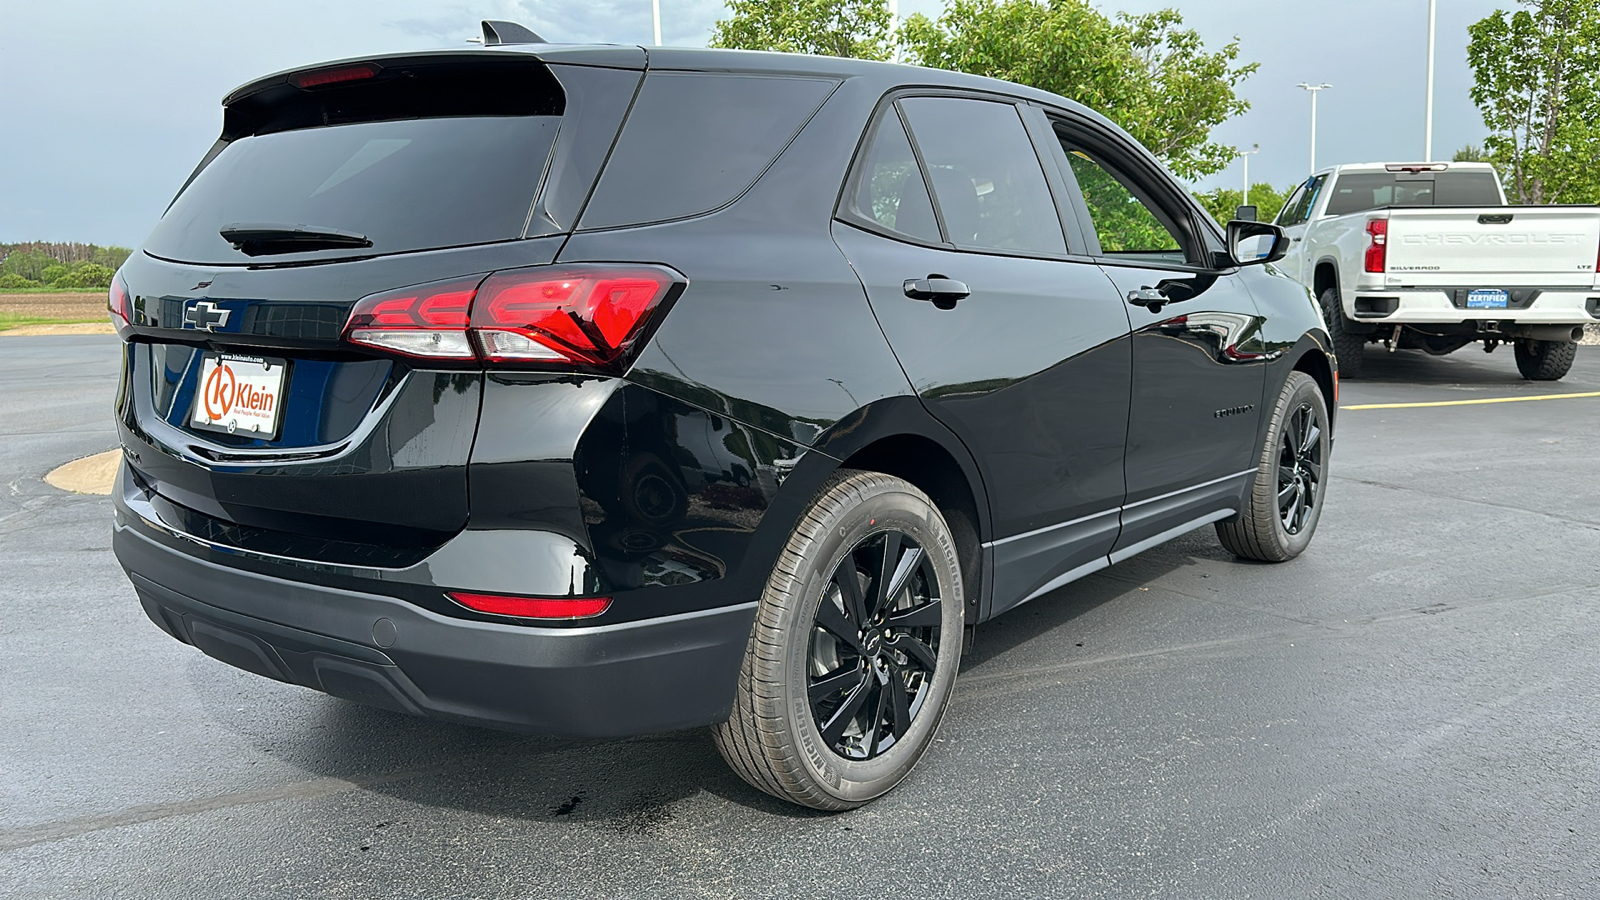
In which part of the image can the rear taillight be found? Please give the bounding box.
[342,265,680,369]
[108,273,131,336]
[344,276,483,360]
[448,592,612,620]
[290,63,380,89]
[1364,217,1388,274]
[472,267,673,366]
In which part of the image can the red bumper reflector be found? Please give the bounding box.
[448,592,611,620]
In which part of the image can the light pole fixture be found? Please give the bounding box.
[1296,83,1332,174]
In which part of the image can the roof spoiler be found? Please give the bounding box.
[482,20,547,45]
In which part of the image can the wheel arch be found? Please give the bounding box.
[1290,343,1337,423]
[1312,258,1340,302]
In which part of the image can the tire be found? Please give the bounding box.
[1319,287,1365,378]
[1514,338,1576,381]
[1216,372,1331,562]
[712,470,965,810]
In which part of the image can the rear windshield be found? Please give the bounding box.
[1325,171,1502,216]
[144,60,563,265]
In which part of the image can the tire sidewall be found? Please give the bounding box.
[1271,373,1331,557]
[777,481,964,805]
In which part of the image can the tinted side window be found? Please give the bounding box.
[845,111,942,243]
[1059,146,1185,263]
[898,97,1067,256]
[1275,183,1305,226]
[580,73,836,229]
[1281,174,1328,226]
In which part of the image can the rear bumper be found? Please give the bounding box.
[113,507,756,739]
[1347,288,1598,325]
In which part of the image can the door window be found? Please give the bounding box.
[1057,145,1187,265]
[843,110,943,244]
[1277,174,1328,227]
[897,97,1068,257]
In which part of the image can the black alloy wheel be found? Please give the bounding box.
[713,470,964,810]
[1216,371,1331,562]
[1277,401,1323,536]
[808,529,943,760]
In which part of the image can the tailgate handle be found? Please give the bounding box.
[1478,214,1514,225]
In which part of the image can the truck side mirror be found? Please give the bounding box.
[1234,205,1258,222]
[1226,220,1290,267]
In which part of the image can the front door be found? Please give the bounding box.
[831,95,1133,616]
[1045,124,1270,559]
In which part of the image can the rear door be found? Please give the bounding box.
[1042,118,1269,559]
[831,94,1133,616]
[1275,173,1328,282]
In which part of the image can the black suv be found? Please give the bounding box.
[112,28,1336,810]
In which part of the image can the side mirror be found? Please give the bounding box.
[1226,220,1290,267]
[1234,205,1258,222]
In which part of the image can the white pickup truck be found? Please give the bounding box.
[1273,161,1599,379]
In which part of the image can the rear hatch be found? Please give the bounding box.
[117,51,642,565]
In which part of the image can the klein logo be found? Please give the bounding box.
[183,300,231,331]
[1214,404,1255,419]
[201,361,274,425]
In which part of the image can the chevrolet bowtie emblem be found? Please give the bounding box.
[183,300,231,331]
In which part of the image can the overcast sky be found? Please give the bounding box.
[0,0,1505,247]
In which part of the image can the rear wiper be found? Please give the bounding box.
[220,223,372,256]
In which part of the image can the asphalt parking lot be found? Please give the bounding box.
[3,335,1599,899]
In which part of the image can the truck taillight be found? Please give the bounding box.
[1364,218,1388,274]
[342,265,681,369]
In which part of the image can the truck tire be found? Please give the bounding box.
[1319,288,1365,378]
[712,470,964,810]
[1216,372,1330,562]
[1513,339,1576,381]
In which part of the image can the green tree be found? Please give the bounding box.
[0,250,56,282]
[0,273,39,289]
[711,0,893,59]
[60,263,115,290]
[899,1,1256,180]
[1452,144,1488,162]
[1467,0,1600,203]
[1193,182,1294,226]
[39,264,70,286]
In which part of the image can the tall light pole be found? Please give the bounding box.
[652,0,661,46]
[1297,83,1332,174]
[1240,143,1261,202]
[1424,0,1437,161]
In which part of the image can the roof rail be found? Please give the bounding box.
[481,20,547,45]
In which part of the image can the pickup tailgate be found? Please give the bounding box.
[1384,207,1600,285]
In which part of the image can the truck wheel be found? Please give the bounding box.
[1319,288,1365,378]
[1216,372,1330,562]
[712,470,964,810]
[1513,339,1576,381]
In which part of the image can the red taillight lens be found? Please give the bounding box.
[472,267,674,366]
[343,266,680,366]
[290,63,380,89]
[1364,217,1388,274]
[343,276,485,360]
[108,274,131,336]
[448,592,612,620]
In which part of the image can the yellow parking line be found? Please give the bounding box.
[1342,390,1600,410]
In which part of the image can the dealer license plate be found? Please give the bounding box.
[1466,289,1509,309]
[190,353,288,438]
